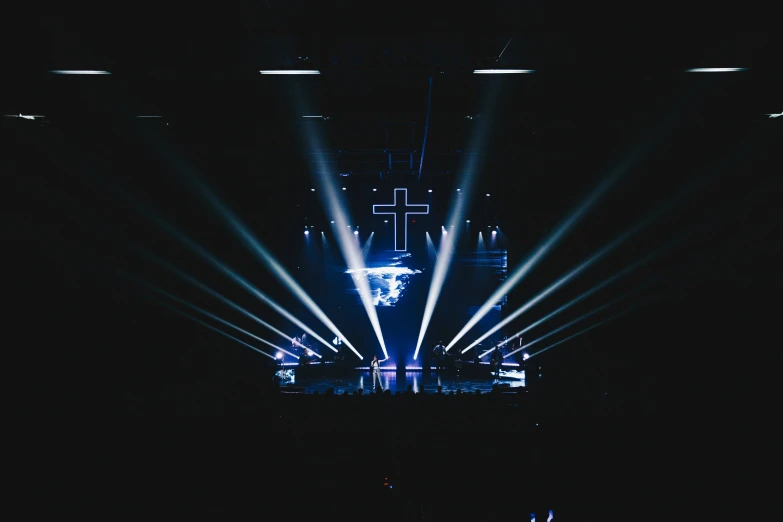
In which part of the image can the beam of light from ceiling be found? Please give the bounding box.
[137,278,304,359]
[461,174,705,354]
[156,300,276,360]
[504,290,650,360]
[165,164,360,359]
[305,144,384,361]
[413,82,495,359]
[444,114,681,353]
[360,232,374,261]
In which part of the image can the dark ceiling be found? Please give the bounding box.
[3,12,780,236]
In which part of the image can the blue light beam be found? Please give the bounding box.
[138,278,304,359]
[504,292,644,359]
[525,298,655,359]
[157,301,276,360]
[135,247,318,356]
[141,211,338,354]
[173,172,360,359]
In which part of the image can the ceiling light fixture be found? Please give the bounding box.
[473,69,535,74]
[50,70,111,75]
[684,68,748,72]
[260,70,320,75]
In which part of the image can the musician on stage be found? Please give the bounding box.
[490,348,503,379]
[432,341,446,372]
[371,355,389,390]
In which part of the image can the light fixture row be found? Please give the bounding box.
[310,188,490,195]
[49,68,751,77]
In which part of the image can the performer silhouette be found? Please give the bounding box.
[371,355,389,390]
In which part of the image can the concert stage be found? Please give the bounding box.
[275,361,527,394]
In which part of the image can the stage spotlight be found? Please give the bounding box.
[486,194,490,197]
[136,276,304,359]
[160,162,359,358]
[466,220,470,223]
[491,230,497,235]
[158,301,275,359]
[342,187,346,190]
[354,230,358,235]
[276,352,283,359]
[373,188,377,191]
[50,70,110,75]
[132,220,337,354]
[523,300,650,360]
[446,134,668,353]
[311,188,315,191]
[505,292,636,360]
[462,174,705,354]
[473,69,535,74]
[308,140,388,359]
[139,250,324,354]
[384,220,388,223]
[304,230,309,235]
[331,220,335,223]
[428,189,433,193]
[685,67,748,72]
[259,70,320,75]
[413,92,489,359]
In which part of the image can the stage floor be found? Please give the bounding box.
[282,370,526,394]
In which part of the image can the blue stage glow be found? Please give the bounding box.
[344,253,422,306]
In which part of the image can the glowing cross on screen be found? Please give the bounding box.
[373,188,429,252]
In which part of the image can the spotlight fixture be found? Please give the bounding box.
[311,188,315,192]
[473,69,535,74]
[304,231,309,235]
[373,188,377,192]
[457,189,461,192]
[259,70,320,75]
[354,231,358,235]
[466,220,470,223]
[330,220,335,224]
[428,189,433,193]
[342,187,346,190]
[486,194,490,197]
[684,68,748,72]
[384,220,388,223]
[50,70,111,75]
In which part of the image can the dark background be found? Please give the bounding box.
[2,6,781,520]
